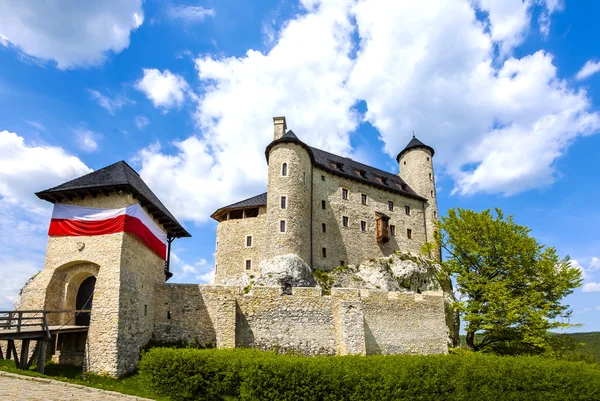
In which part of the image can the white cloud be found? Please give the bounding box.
[577,60,600,81]
[582,282,600,293]
[0,131,91,309]
[88,89,133,115]
[25,121,46,131]
[167,5,215,22]
[74,129,100,152]
[135,69,189,110]
[571,259,586,279]
[0,0,143,69]
[136,0,598,224]
[590,257,600,271]
[597,305,600,312]
[196,269,215,284]
[135,116,150,130]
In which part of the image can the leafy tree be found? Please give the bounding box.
[434,208,582,354]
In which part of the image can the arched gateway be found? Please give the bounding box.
[15,161,190,377]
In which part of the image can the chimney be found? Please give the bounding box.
[273,116,287,140]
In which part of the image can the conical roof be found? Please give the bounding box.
[396,135,435,162]
[36,161,190,238]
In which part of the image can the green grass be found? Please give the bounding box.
[0,359,168,400]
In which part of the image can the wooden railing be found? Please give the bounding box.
[0,310,92,339]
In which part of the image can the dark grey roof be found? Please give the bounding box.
[309,147,425,200]
[211,192,267,220]
[264,130,426,201]
[396,136,435,161]
[36,161,190,238]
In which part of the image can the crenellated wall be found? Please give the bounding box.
[152,284,448,356]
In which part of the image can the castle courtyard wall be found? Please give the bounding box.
[151,284,448,357]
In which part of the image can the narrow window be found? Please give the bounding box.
[342,188,348,200]
[280,220,286,232]
[246,235,253,247]
[167,311,172,320]
[405,205,410,215]
[388,201,394,211]
[144,304,147,317]
[427,157,430,161]
[342,216,349,227]
[215,264,217,274]
[431,190,434,198]
[321,175,325,181]
[433,210,437,219]
[245,259,252,270]
[429,173,432,181]
[404,161,407,165]
[322,247,327,258]
[340,260,345,266]
[390,225,396,236]
[281,196,287,209]
[303,172,306,185]
[215,241,218,252]
[361,221,367,232]
[361,194,367,205]
[282,163,288,176]
[321,200,326,209]
[322,223,327,233]
[407,228,412,239]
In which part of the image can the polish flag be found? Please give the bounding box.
[48,203,167,259]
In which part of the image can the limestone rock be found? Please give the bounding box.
[222,254,316,293]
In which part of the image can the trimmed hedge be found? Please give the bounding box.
[138,348,600,401]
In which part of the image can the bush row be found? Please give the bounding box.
[138,348,600,401]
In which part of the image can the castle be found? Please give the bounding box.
[213,116,440,282]
[5,116,449,377]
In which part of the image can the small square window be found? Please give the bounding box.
[388,201,394,211]
[403,161,407,165]
[340,260,345,266]
[342,188,348,200]
[361,194,367,205]
[282,163,288,176]
[245,259,252,270]
[280,220,286,232]
[405,205,410,215]
[407,228,412,239]
[427,157,430,161]
[322,223,327,233]
[321,200,326,209]
[246,235,253,247]
[322,247,327,258]
[321,175,325,181]
[342,216,349,227]
[361,221,367,232]
[281,196,287,209]
[390,225,396,236]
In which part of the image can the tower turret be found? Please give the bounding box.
[263,117,313,264]
[397,135,440,260]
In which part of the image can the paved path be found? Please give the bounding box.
[0,371,153,400]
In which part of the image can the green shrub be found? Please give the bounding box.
[139,348,600,401]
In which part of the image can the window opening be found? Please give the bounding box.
[281,196,287,209]
[246,235,253,247]
[390,225,396,236]
[342,216,349,227]
[361,221,367,232]
[282,163,288,176]
[342,188,348,200]
[245,260,252,270]
[405,205,410,215]
[407,228,413,239]
[361,194,367,205]
[321,200,326,209]
[322,248,327,258]
[388,201,394,211]
[280,220,286,232]
[322,223,327,233]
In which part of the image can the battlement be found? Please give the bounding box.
[152,283,448,356]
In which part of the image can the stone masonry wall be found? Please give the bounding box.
[398,148,440,260]
[214,207,266,284]
[152,284,448,356]
[312,168,427,270]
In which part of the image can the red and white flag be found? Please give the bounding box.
[48,203,167,259]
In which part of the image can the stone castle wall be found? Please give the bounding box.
[214,207,267,284]
[152,284,448,356]
[312,168,427,270]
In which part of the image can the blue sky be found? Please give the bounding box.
[0,0,599,332]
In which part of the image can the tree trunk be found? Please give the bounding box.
[466,330,476,350]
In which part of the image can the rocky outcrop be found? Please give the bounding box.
[222,254,316,293]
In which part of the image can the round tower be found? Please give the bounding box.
[263,117,313,264]
[397,135,440,260]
